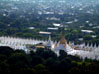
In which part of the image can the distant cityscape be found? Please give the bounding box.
[0,0,99,44]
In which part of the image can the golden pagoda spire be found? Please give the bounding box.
[59,27,66,46]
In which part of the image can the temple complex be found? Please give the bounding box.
[0,27,99,60]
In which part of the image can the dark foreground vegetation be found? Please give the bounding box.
[0,46,99,74]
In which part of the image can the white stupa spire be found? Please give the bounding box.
[46,35,53,49]
[86,42,90,47]
[94,43,97,48]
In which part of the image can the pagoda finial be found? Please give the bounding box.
[62,27,65,37]
[60,27,66,45]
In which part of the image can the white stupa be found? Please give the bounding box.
[46,35,53,49]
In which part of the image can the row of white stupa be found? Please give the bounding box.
[47,37,99,60]
[0,34,99,60]
[0,36,47,52]
[0,36,98,51]
[46,28,99,60]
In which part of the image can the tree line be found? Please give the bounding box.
[0,46,99,74]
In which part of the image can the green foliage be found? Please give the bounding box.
[83,35,93,41]
[0,47,99,74]
[59,50,67,60]
[0,46,13,56]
